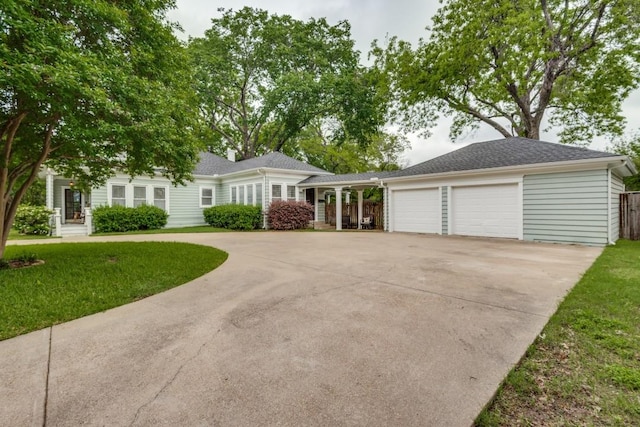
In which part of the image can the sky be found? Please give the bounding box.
[167,0,640,166]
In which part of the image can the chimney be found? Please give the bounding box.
[227,148,236,162]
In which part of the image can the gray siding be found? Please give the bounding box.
[611,173,624,242]
[523,170,609,245]
[167,181,206,227]
[91,186,108,208]
[441,186,448,235]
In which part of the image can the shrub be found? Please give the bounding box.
[93,204,168,233]
[267,200,314,230]
[13,205,53,235]
[203,204,262,230]
[131,204,168,230]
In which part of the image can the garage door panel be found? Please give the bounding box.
[393,189,440,233]
[451,184,520,239]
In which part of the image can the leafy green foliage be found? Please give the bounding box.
[267,201,314,230]
[376,0,640,144]
[18,178,46,206]
[131,205,169,230]
[610,130,640,190]
[12,205,53,235]
[189,7,386,160]
[93,205,168,233]
[203,205,262,230]
[0,242,228,340]
[0,0,202,258]
[283,124,409,174]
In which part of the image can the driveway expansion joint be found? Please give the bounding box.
[42,326,53,427]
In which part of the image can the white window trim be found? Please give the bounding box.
[108,183,127,207]
[133,185,147,207]
[200,186,215,208]
[271,183,283,202]
[152,185,170,212]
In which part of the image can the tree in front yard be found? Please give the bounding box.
[189,7,386,160]
[374,0,640,144]
[0,0,201,259]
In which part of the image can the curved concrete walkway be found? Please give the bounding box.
[1,232,601,426]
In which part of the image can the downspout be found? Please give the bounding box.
[258,168,267,229]
[377,180,388,232]
[607,167,614,245]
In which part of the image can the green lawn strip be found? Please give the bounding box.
[0,242,228,341]
[7,229,56,240]
[476,240,640,426]
[93,225,231,236]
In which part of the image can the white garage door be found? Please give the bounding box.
[393,188,440,233]
[451,184,520,238]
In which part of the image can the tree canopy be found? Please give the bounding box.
[189,7,386,160]
[0,0,201,258]
[375,0,640,144]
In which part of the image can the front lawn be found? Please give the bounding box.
[7,229,56,240]
[476,240,640,426]
[94,225,231,236]
[0,242,227,341]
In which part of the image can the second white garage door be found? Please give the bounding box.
[451,184,520,238]
[393,188,440,233]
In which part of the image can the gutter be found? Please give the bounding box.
[383,155,634,184]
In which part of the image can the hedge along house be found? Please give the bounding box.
[300,138,636,246]
[43,150,332,236]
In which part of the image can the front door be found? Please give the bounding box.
[64,189,82,221]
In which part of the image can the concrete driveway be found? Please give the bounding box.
[1,232,601,426]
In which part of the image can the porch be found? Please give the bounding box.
[297,172,391,231]
[43,169,94,237]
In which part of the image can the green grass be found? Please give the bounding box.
[7,229,56,240]
[476,240,640,426]
[93,225,231,236]
[0,242,227,341]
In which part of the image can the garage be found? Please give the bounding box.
[450,183,520,238]
[392,188,440,233]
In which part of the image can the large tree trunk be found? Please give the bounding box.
[0,113,56,260]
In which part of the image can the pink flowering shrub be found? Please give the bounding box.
[267,200,314,230]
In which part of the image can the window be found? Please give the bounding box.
[231,186,237,204]
[111,185,126,206]
[134,186,147,207]
[287,185,296,201]
[201,187,214,207]
[154,187,166,210]
[238,186,245,205]
[256,183,263,206]
[271,184,281,201]
[247,185,253,206]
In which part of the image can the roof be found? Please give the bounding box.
[391,137,621,178]
[194,151,330,176]
[299,171,396,185]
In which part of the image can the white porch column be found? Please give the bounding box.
[357,190,364,230]
[84,207,92,236]
[54,208,62,237]
[314,188,319,221]
[46,169,54,210]
[346,192,350,205]
[335,187,343,231]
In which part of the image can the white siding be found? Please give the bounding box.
[523,170,609,245]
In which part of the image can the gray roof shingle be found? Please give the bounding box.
[299,171,396,185]
[391,137,619,178]
[194,151,330,176]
